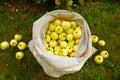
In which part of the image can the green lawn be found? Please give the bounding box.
[0,1,120,80]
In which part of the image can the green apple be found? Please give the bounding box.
[100,50,109,58]
[75,39,80,45]
[70,52,76,57]
[49,40,57,47]
[14,34,22,41]
[98,40,105,46]
[15,51,24,60]
[92,35,99,43]
[94,55,103,64]
[17,42,27,50]
[60,41,67,48]
[61,21,71,30]
[48,23,56,31]
[73,45,78,52]
[67,34,73,41]
[59,49,68,56]
[55,26,63,34]
[73,29,82,39]
[70,21,77,29]
[54,19,61,26]
[0,41,9,50]
[45,34,51,42]
[66,28,74,34]
[51,32,58,40]
[10,39,18,46]
[59,33,67,41]
[68,40,75,47]
[66,46,73,53]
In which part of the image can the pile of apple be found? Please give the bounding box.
[92,35,109,64]
[45,19,82,57]
[0,34,27,60]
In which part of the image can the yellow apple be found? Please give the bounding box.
[73,45,78,52]
[55,26,63,34]
[68,40,75,47]
[0,41,9,50]
[98,40,105,46]
[17,42,27,50]
[48,23,56,31]
[51,32,58,40]
[54,46,61,52]
[61,21,71,30]
[54,19,61,26]
[46,47,53,52]
[75,39,80,45]
[70,52,76,57]
[100,50,109,58]
[45,34,51,42]
[59,33,67,41]
[73,29,82,39]
[66,46,73,53]
[70,21,77,29]
[66,28,74,34]
[94,55,103,64]
[49,40,57,48]
[59,49,68,56]
[92,35,99,43]
[15,51,24,60]
[60,41,67,48]
[10,39,18,46]
[46,30,51,34]
[67,34,73,41]
[14,34,22,41]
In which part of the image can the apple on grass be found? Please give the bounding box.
[94,55,103,64]
[67,34,73,41]
[98,40,105,46]
[14,34,22,41]
[0,41,9,50]
[92,35,99,43]
[10,39,18,46]
[18,42,27,50]
[100,50,109,58]
[15,51,24,60]
[51,32,58,40]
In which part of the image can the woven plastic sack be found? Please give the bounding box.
[28,10,97,77]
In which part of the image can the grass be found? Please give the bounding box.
[0,1,120,80]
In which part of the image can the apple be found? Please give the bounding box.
[10,39,18,46]
[48,23,56,31]
[68,40,75,47]
[94,55,103,64]
[51,32,58,40]
[46,47,53,52]
[73,29,82,39]
[17,42,27,50]
[14,34,22,41]
[61,21,71,30]
[67,34,73,41]
[70,21,77,29]
[15,51,24,60]
[75,26,82,31]
[60,41,67,48]
[100,50,109,58]
[0,41,9,50]
[75,39,80,45]
[70,52,76,57]
[66,28,74,34]
[66,46,73,53]
[45,43,48,48]
[98,40,105,46]
[55,0,61,6]
[66,0,73,6]
[54,19,61,26]
[92,35,99,43]
[59,33,67,41]
[73,45,78,52]
[54,46,61,52]
[59,49,68,56]
[49,40,57,48]
[45,34,51,42]
[55,26,63,34]
[16,9,19,12]
[46,30,51,34]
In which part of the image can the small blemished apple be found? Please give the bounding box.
[70,21,77,29]
[55,26,63,34]
[51,32,58,40]
[48,23,56,31]
[0,41,9,50]
[73,29,82,39]
[61,21,71,30]
[59,33,67,41]
[15,51,24,60]
[10,39,18,46]
[54,19,61,26]
[18,42,27,50]
[14,34,22,41]
[94,55,103,64]
[92,35,99,43]
[67,34,73,41]
[98,40,105,46]
[60,41,67,48]
[100,50,109,58]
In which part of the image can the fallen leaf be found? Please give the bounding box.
[115,13,120,19]
[21,62,27,67]
[21,15,28,20]
[10,6,16,12]
[8,16,14,20]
